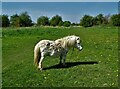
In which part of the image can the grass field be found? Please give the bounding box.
[2,26,118,87]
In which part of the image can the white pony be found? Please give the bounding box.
[34,35,83,70]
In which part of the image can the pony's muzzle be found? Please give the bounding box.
[79,46,83,51]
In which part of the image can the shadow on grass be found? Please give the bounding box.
[43,61,98,70]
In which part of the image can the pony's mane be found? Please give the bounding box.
[55,35,78,48]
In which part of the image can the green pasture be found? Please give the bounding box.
[2,26,118,87]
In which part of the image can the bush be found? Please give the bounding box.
[2,15,10,27]
[63,21,71,27]
[37,16,49,26]
[58,21,63,26]
[10,14,20,27]
[110,14,120,26]
[80,15,93,27]
[50,15,62,26]
[19,12,33,27]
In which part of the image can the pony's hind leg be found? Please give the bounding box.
[38,52,44,70]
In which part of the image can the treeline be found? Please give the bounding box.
[0,11,120,27]
[80,14,120,27]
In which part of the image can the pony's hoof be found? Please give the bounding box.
[62,64,67,67]
[37,67,42,71]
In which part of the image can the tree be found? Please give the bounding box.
[103,14,110,24]
[50,15,62,26]
[19,12,33,27]
[71,23,76,26]
[80,15,93,27]
[2,15,10,27]
[92,16,99,25]
[58,21,63,26]
[63,21,71,27]
[10,14,20,27]
[96,14,104,25]
[110,14,120,26]
[37,16,49,26]
[91,14,110,26]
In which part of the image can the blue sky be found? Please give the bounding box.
[2,2,118,23]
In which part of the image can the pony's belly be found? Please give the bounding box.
[45,52,59,57]
[44,52,51,56]
[51,52,60,57]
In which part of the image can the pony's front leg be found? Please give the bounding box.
[59,53,66,67]
[62,54,67,67]
[38,52,44,70]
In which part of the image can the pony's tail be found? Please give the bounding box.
[34,44,41,67]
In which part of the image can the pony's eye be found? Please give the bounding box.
[77,38,79,40]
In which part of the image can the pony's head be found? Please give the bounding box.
[75,36,83,51]
[63,35,83,51]
[55,35,83,51]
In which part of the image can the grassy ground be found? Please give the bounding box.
[2,26,118,87]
